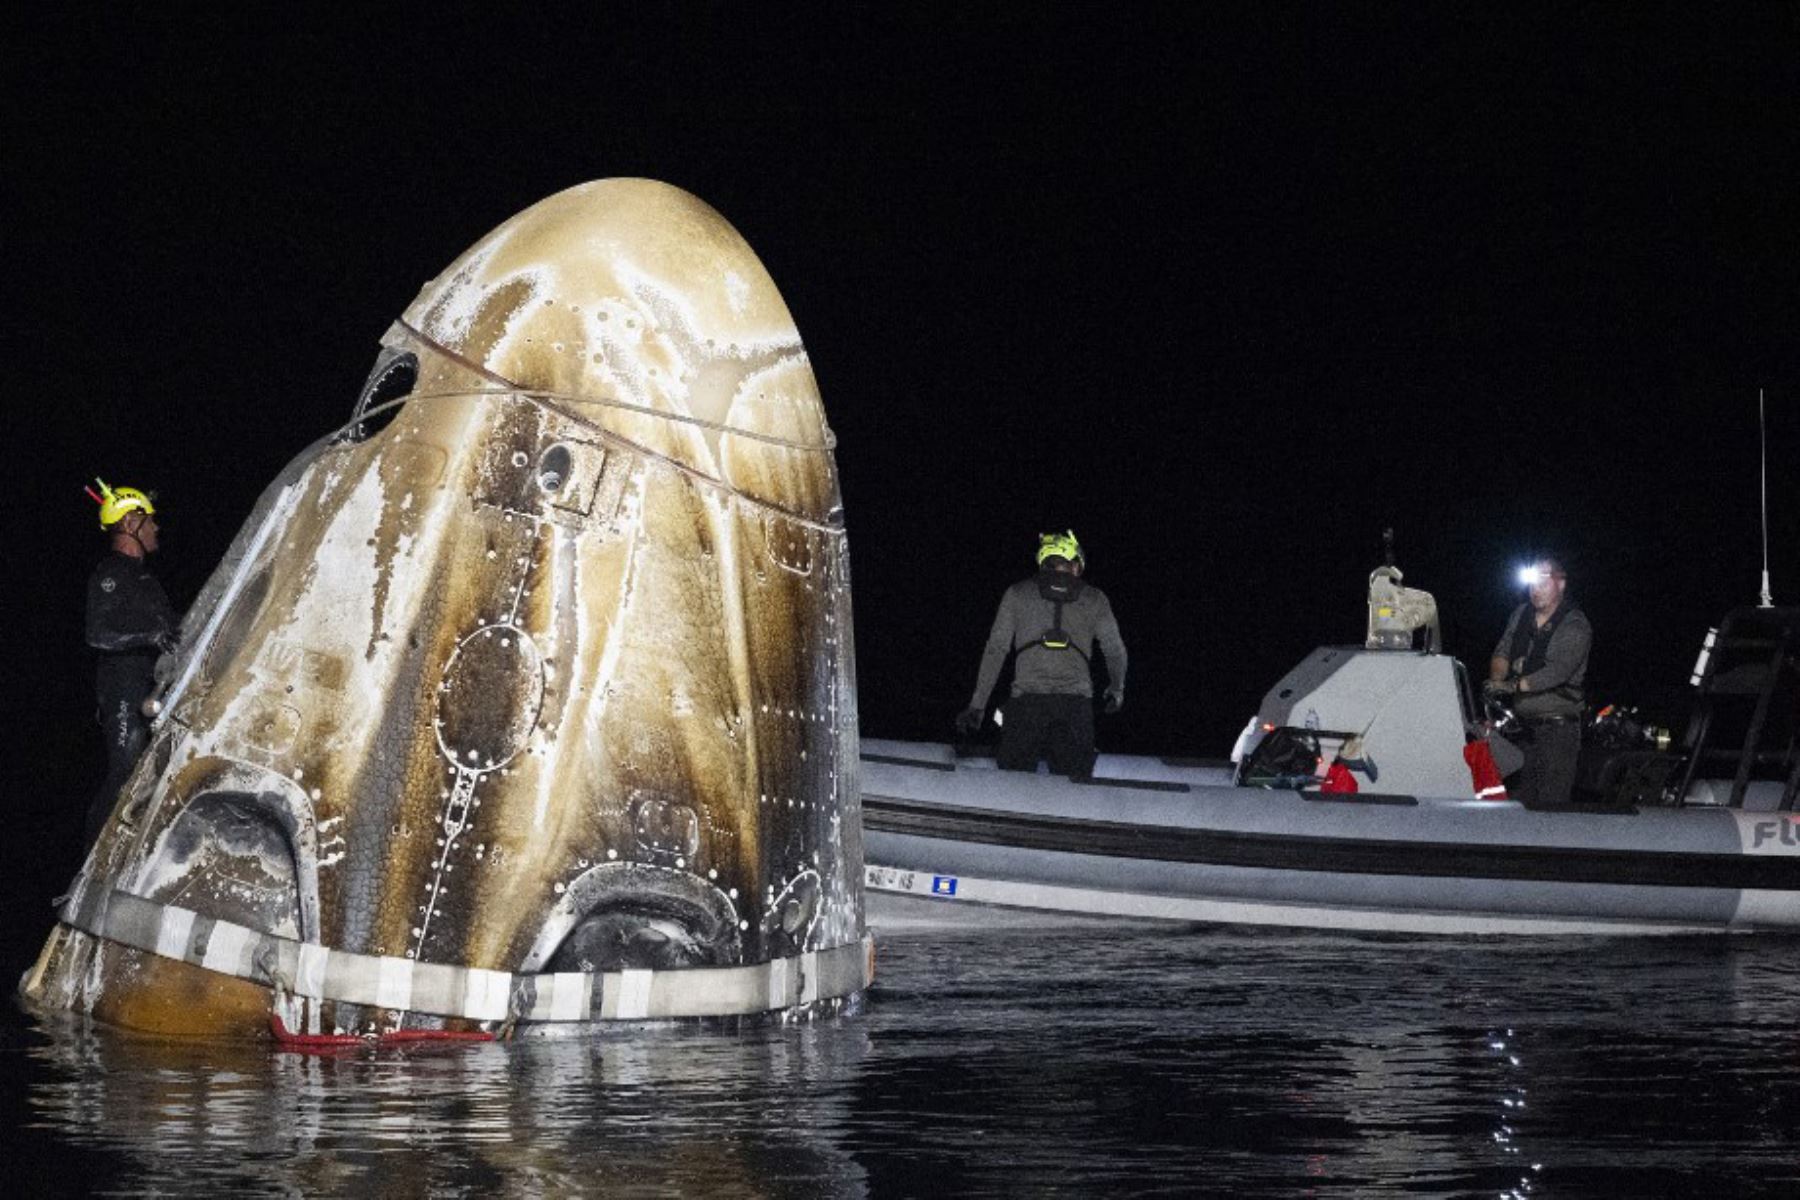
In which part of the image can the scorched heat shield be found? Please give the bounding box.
[24,179,870,1038]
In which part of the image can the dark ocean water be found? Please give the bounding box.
[5,925,1799,1198]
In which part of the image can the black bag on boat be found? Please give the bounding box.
[1242,728,1320,786]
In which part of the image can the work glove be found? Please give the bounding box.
[954,706,984,736]
[1103,687,1124,714]
[1482,678,1517,698]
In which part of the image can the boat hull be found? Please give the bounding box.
[860,741,1800,935]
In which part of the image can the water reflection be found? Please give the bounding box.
[16,929,1800,1197]
[25,1014,873,1197]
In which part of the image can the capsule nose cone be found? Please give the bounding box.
[400,179,838,521]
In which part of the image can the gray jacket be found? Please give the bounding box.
[969,577,1127,705]
[1494,602,1592,719]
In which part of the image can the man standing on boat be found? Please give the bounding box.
[1485,557,1591,805]
[956,530,1127,780]
[84,479,179,849]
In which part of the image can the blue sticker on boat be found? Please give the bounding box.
[932,876,958,896]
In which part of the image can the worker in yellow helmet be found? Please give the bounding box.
[956,530,1127,779]
[83,479,178,848]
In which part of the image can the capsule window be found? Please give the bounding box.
[537,444,572,493]
[342,349,419,443]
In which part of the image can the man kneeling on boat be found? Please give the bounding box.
[1485,556,1593,805]
[956,530,1127,780]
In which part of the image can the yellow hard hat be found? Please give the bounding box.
[1036,530,1084,567]
[89,478,156,529]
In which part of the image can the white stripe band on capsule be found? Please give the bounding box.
[202,920,252,974]
[155,907,195,960]
[375,954,414,1012]
[615,969,653,1019]
[296,942,330,998]
[62,889,872,1026]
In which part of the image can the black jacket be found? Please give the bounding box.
[86,551,176,696]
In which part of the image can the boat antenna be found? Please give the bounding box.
[1382,526,1396,569]
[1759,388,1775,608]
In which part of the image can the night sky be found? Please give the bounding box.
[5,8,1797,913]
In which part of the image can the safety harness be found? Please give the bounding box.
[1034,571,1090,662]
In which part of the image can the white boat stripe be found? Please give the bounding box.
[866,868,1716,936]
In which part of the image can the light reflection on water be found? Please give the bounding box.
[12,928,1800,1197]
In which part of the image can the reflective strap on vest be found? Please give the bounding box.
[1036,597,1092,662]
[1039,596,1070,649]
[59,889,873,1024]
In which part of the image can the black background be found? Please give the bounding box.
[4,7,1797,950]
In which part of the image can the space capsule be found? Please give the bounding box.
[23,179,870,1038]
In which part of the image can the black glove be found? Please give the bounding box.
[1102,687,1124,714]
[1482,678,1517,698]
[154,630,180,654]
[954,706,984,736]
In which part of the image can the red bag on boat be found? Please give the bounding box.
[1319,760,1359,794]
[1464,740,1509,800]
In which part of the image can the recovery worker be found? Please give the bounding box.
[85,479,178,848]
[1484,556,1592,806]
[956,530,1127,780]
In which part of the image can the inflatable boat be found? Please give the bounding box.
[862,595,1800,935]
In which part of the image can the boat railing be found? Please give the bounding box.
[1671,606,1799,810]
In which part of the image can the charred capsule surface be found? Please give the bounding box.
[25,180,868,1038]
